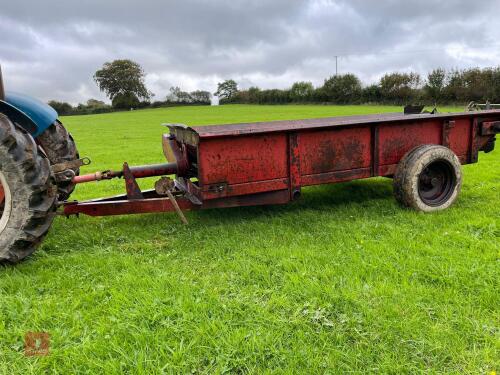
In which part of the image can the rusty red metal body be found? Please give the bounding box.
[63,110,500,217]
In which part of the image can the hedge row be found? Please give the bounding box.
[223,67,500,106]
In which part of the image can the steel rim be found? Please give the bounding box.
[0,171,12,234]
[418,159,456,206]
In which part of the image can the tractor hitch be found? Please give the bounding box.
[52,157,91,183]
[61,131,195,222]
[62,160,193,223]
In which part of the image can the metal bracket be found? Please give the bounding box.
[174,178,202,205]
[466,101,500,111]
[51,157,91,174]
[207,182,227,195]
[123,162,144,200]
[481,121,500,135]
[404,105,425,115]
[470,119,480,163]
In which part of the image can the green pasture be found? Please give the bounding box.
[1,104,498,373]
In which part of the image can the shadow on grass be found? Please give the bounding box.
[196,177,394,218]
[30,178,398,263]
[60,178,396,232]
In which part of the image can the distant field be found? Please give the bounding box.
[1,104,498,373]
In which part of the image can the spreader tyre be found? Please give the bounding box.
[0,114,57,263]
[37,120,79,201]
[393,144,462,212]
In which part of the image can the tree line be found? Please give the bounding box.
[48,59,500,116]
[219,68,500,106]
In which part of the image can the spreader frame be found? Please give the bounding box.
[62,110,500,219]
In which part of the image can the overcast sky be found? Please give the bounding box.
[1,0,499,104]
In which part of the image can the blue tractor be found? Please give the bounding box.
[0,66,79,263]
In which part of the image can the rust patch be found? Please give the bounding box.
[339,136,365,170]
[312,138,338,173]
[381,137,408,165]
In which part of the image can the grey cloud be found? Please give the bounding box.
[1,0,499,104]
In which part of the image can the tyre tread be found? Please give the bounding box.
[0,114,57,263]
[37,120,79,201]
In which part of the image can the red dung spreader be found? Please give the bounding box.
[64,109,499,220]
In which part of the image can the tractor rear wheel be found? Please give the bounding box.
[37,120,79,201]
[0,114,57,263]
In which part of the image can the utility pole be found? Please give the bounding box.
[335,56,338,76]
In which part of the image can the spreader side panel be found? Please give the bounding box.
[378,120,442,166]
[197,133,289,199]
[299,127,372,175]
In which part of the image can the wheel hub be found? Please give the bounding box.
[0,171,12,234]
[418,160,456,206]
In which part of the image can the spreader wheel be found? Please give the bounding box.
[37,120,79,201]
[393,144,462,212]
[0,114,57,263]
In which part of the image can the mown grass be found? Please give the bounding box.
[0,104,498,374]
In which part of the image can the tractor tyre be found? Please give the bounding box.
[0,114,57,263]
[37,120,79,201]
[393,144,462,212]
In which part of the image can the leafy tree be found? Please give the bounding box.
[380,72,421,104]
[461,68,494,102]
[94,60,150,105]
[111,92,140,109]
[442,67,500,104]
[190,90,211,104]
[166,87,193,103]
[312,87,328,102]
[443,70,463,103]
[85,99,108,109]
[257,89,290,104]
[425,69,446,103]
[178,92,192,103]
[232,90,250,104]
[166,86,181,102]
[67,99,112,115]
[290,82,314,102]
[322,74,362,104]
[215,79,238,101]
[48,100,73,115]
[490,67,500,103]
[362,84,382,103]
[247,87,261,104]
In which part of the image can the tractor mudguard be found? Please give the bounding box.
[0,92,58,137]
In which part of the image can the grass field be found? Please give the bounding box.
[1,104,499,373]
